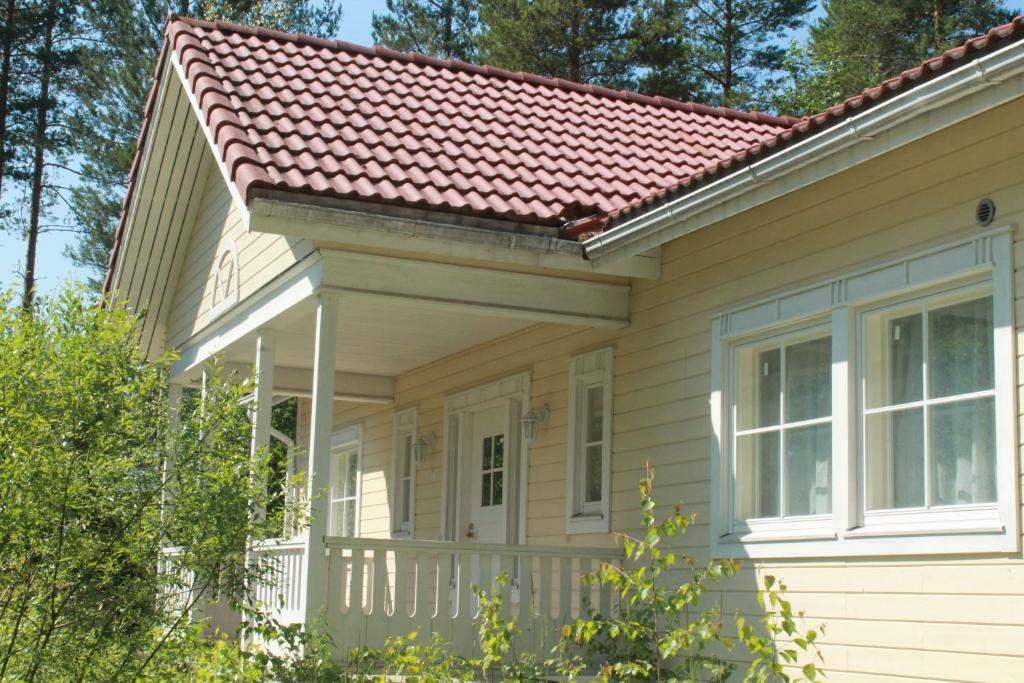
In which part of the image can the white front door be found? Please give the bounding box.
[465,404,508,544]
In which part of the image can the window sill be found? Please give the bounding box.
[390,530,412,540]
[714,513,1015,559]
[567,513,609,535]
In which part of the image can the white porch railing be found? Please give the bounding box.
[250,538,307,625]
[322,537,622,660]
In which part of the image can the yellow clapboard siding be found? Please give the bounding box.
[282,97,1024,676]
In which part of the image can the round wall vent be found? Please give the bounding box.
[976,198,996,227]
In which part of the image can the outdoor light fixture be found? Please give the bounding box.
[521,404,550,444]
[412,432,436,467]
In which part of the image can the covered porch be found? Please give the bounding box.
[167,245,630,656]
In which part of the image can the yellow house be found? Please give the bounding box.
[111,14,1024,680]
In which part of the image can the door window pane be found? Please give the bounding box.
[930,397,996,506]
[481,472,491,507]
[928,297,993,399]
[785,423,832,516]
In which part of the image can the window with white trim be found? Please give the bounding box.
[712,230,1017,557]
[392,408,417,537]
[733,327,833,523]
[567,347,613,534]
[328,427,361,538]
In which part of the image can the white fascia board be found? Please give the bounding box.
[169,252,323,378]
[319,249,630,328]
[250,197,661,280]
[169,50,250,229]
[585,39,1024,263]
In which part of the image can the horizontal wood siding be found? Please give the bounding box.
[296,96,1024,678]
[167,164,313,347]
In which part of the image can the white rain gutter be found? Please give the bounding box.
[584,38,1024,263]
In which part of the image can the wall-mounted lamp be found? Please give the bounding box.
[521,403,550,444]
[412,432,436,467]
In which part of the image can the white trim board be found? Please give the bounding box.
[319,249,630,328]
[250,197,661,280]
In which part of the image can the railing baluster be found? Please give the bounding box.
[558,556,572,621]
[412,551,431,637]
[432,549,454,646]
[538,555,552,621]
[366,548,387,648]
[452,551,474,650]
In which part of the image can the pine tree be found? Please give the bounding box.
[772,0,1016,115]
[477,0,639,87]
[1,0,83,309]
[683,0,813,108]
[372,0,479,61]
[66,0,342,288]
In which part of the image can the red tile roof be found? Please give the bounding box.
[164,17,798,229]
[599,15,1024,231]
[105,15,1024,294]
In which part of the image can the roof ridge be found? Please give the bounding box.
[166,14,801,128]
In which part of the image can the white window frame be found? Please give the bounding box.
[391,407,417,538]
[566,347,613,534]
[328,424,362,538]
[710,228,1017,558]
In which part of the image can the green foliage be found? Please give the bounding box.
[348,632,470,682]
[0,286,286,680]
[372,0,479,61]
[770,0,1016,115]
[558,464,825,682]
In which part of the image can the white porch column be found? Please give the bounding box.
[162,383,183,527]
[301,293,338,624]
[250,329,276,522]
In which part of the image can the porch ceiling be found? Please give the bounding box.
[220,295,533,378]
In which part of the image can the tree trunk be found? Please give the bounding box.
[441,0,453,57]
[0,0,16,199]
[722,0,734,103]
[932,0,943,52]
[22,1,54,311]
[569,0,581,82]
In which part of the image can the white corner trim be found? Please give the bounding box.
[168,50,250,229]
[585,39,1024,262]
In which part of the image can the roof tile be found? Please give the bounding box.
[158,16,795,229]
